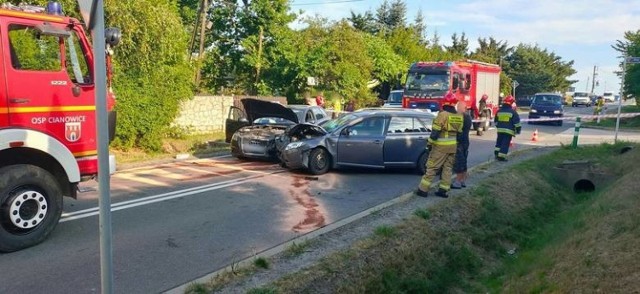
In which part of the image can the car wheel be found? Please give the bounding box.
[308,148,331,175]
[417,151,428,175]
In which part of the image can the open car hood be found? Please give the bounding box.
[285,123,327,138]
[242,98,299,124]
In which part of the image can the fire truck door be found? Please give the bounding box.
[4,23,96,154]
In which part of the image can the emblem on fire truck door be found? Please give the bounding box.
[65,122,82,142]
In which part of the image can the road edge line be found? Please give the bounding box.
[164,189,417,294]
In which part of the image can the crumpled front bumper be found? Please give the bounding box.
[280,145,312,170]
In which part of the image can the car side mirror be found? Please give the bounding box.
[341,127,351,136]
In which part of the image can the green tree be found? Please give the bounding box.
[445,32,469,58]
[612,30,640,104]
[411,8,427,45]
[203,0,296,94]
[505,44,576,97]
[105,0,194,150]
[375,0,406,33]
[348,10,377,34]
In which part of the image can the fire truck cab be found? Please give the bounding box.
[402,60,502,133]
[0,2,119,252]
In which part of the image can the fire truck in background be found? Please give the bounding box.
[402,60,502,133]
[0,2,120,252]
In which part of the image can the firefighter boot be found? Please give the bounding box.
[434,188,449,198]
[415,189,429,197]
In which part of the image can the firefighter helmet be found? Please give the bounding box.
[481,94,488,101]
[443,92,458,106]
[503,95,516,105]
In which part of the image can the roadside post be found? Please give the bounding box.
[616,56,639,142]
[78,0,114,293]
[512,80,519,97]
[572,117,581,149]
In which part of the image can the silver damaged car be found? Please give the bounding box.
[278,109,435,175]
[226,98,329,160]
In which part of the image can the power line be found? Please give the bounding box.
[291,0,365,6]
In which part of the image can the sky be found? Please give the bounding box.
[290,0,640,95]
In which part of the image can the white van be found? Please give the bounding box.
[602,92,615,102]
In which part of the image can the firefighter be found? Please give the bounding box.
[416,93,464,198]
[479,94,488,115]
[494,95,521,161]
[477,94,489,136]
[594,95,605,115]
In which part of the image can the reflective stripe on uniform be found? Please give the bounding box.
[432,137,457,146]
[497,112,513,122]
[497,128,515,135]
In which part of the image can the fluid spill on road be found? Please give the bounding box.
[290,176,326,232]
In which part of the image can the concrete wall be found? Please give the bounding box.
[173,96,234,134]
[173,96,288,135]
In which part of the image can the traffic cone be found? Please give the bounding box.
[531,129,539,142]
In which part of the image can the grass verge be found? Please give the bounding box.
[221,142,640,293]
[111,132,228,166]
[583,105,640,129]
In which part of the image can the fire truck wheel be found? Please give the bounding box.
[0,165,63,252]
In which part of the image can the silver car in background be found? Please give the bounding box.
[226,98,329,160]
[278,109,435,175]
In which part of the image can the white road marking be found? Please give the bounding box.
[61,170,286,222]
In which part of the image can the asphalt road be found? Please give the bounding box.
[1,101,638,294]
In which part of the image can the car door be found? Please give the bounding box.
[4,21,97,155]
[225,106,249,143]
[383,116,430,168]
[336,116,386,167]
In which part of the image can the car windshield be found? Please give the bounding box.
[321,113,358,133]
[253,117,295,125]
[533,95,562,105]
[574,92,589,97]
[405,71,449,92]
[388,91,403,103]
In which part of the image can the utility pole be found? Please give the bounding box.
[585,76,589,92]
[254,26,264,86]
[194,0,209,88]
[590,65,598,94]
[188,1,204,60]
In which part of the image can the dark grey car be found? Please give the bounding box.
[278,109,436,175]
[226,99,329,160]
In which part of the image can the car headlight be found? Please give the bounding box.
[554,110,561,114]
[530,109,538,113]
[285,142,306,150]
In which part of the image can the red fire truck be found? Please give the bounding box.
[402,60,502,133]
[0,2,120,252]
